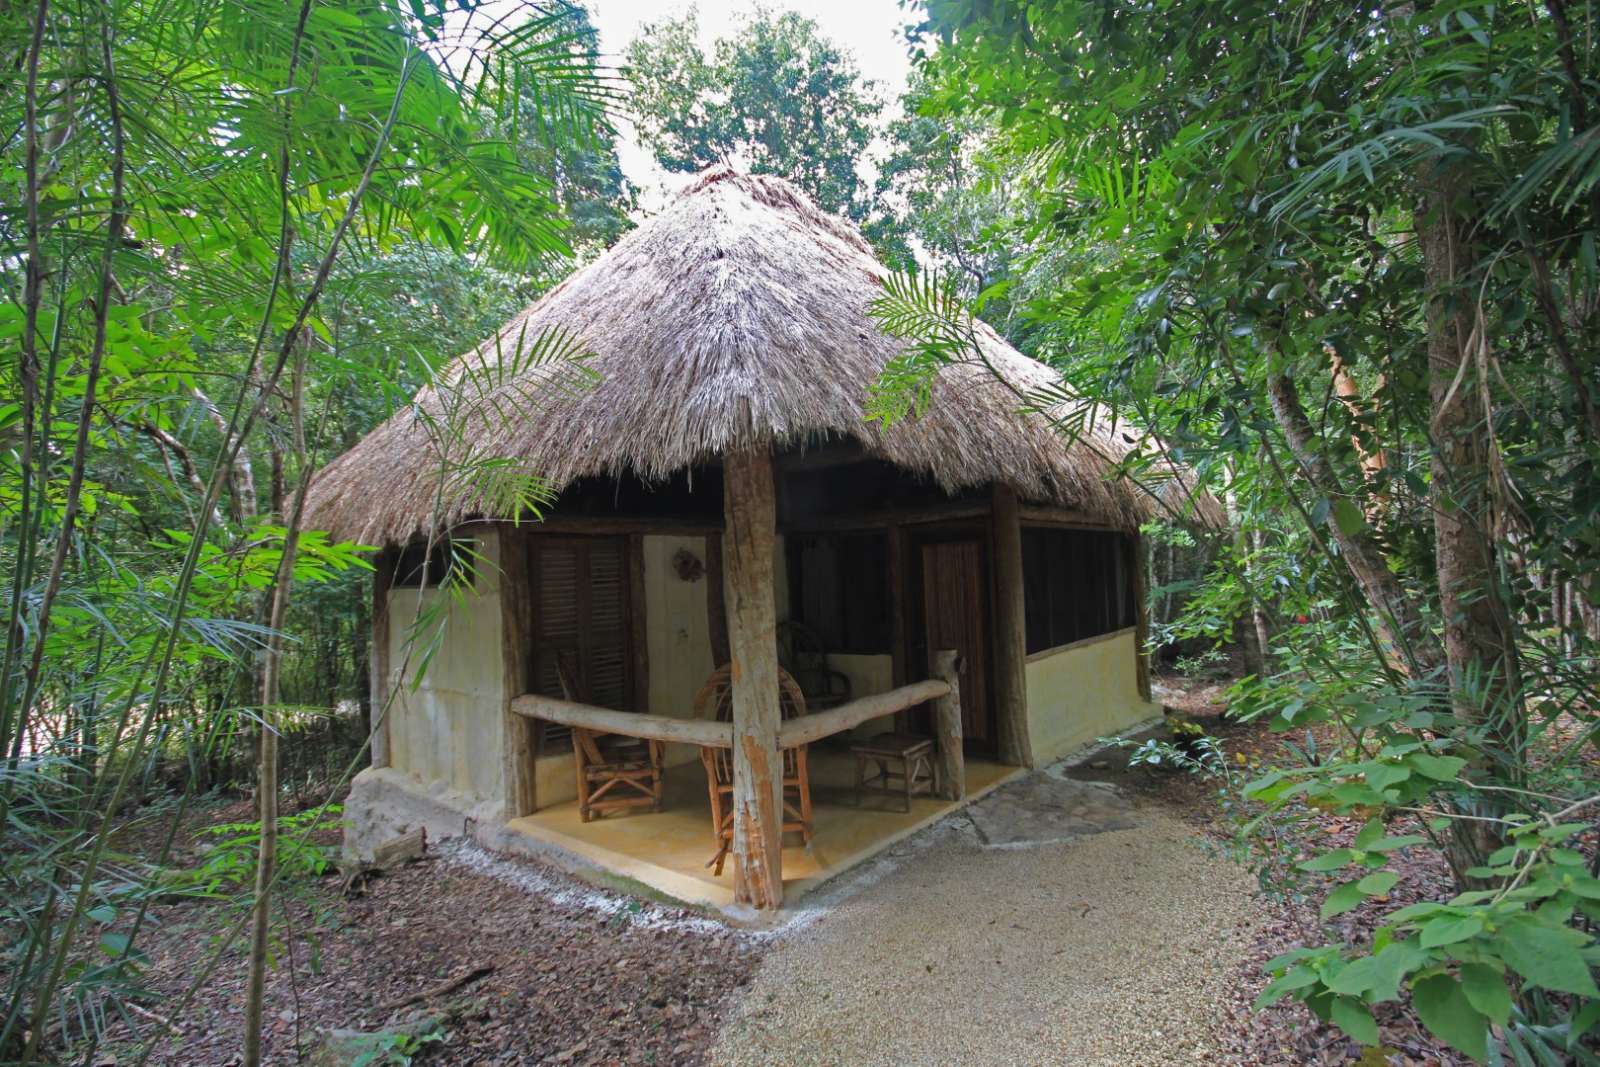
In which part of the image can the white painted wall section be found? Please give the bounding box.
[383,530,506,806]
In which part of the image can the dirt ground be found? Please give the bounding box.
[97,815,759,1066]
[90,675,1479,1065]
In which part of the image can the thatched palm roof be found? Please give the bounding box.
[306,167,1207,546]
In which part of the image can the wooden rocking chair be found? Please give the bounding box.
[556,651,663,822]
[694,664,812,876]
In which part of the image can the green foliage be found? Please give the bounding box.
[626,9,881,219]
[1257,816,1600,1062]
[509,4,635,254]
[177,806,342,896]
[345,1023,445,1067]
[0,0,610,1058]
[902,0,1600,1059]
[863,70,1033,338]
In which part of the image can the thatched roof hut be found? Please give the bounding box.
[305,167,1200,546]
[325,169,1212,911]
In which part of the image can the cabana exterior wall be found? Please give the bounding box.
[343,503,1162,908]
[304,168,1213,548]
[325,166,1177,908]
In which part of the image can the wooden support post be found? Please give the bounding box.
[990,485,1033,767]
[369,548,395,769]
[888,525,906,689]
[931,649,965,801]
[723,447,783,910]
[498,526,538,817]
[1131,531,1153,703]
[627,534,650,713]
[705,532,730,667]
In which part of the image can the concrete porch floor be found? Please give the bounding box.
[506,748,1020,911]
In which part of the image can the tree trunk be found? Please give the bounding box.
[931,649,965,800]
[1266,369,1442,678]
[1416,163,1526,884]
[243,351,308,1067]
[1249,526,1273,672]
[1225,484,1269,678]
[723,448,782,909]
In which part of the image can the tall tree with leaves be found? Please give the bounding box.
[510,2,634,254]
[0,0,608,1060]
[626,9,880,219]
[878,0,1600,1058]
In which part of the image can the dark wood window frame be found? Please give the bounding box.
[527,534,642,751]
[1021,525,1136,656]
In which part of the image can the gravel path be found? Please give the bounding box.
[711,798,1262,1066]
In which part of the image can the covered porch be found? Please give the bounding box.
[505,748,1019,910]
[458,441,1155,911]
[355,441,1155,912]
[504,621,982,911]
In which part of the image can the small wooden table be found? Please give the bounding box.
[852,733,938,812]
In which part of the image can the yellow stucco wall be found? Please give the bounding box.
[830,653,896,737]
[379,529,925,814]
[385,530,507,806]
[1024,627,1159,764]
[641,534,718,770]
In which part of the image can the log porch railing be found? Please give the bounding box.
[507,649,966,798]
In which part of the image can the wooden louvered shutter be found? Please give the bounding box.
[585,545,628,709]
[529,537,633,749]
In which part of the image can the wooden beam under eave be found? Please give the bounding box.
[1131,531,1154,703]
[723,447,784,910]
[991,484,1034,768]
[368,548,395,770]
[498,525,538,817]
[705,532,730,668]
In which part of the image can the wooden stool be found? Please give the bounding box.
[852,733,938,813]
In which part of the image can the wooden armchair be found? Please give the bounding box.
[694,664,812,876]
[556,651,663,822]
[778,620,851,711]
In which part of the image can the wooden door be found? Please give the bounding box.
[920,540,995,752]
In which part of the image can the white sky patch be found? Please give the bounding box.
[435,1,919,217]
[586,0,918,214]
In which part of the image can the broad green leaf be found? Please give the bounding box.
[1323,879,1368,919]
[1458,963,1512,1027]
[1364,761,1410,793]
[1331,497,1365,536]
[1300,848,1355,872]
[1330,996,1379,1045]
[1411,974,1489,1062]
[1255,965,1320,1009]
[1357,871,1398,896]
[1354,818,1385,849]
[1419,914,1484,949]
[1366,834,1427,853]
[1409,753,1466,781]
[1325,941,1423,1002]
[1496,917,1599,996]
